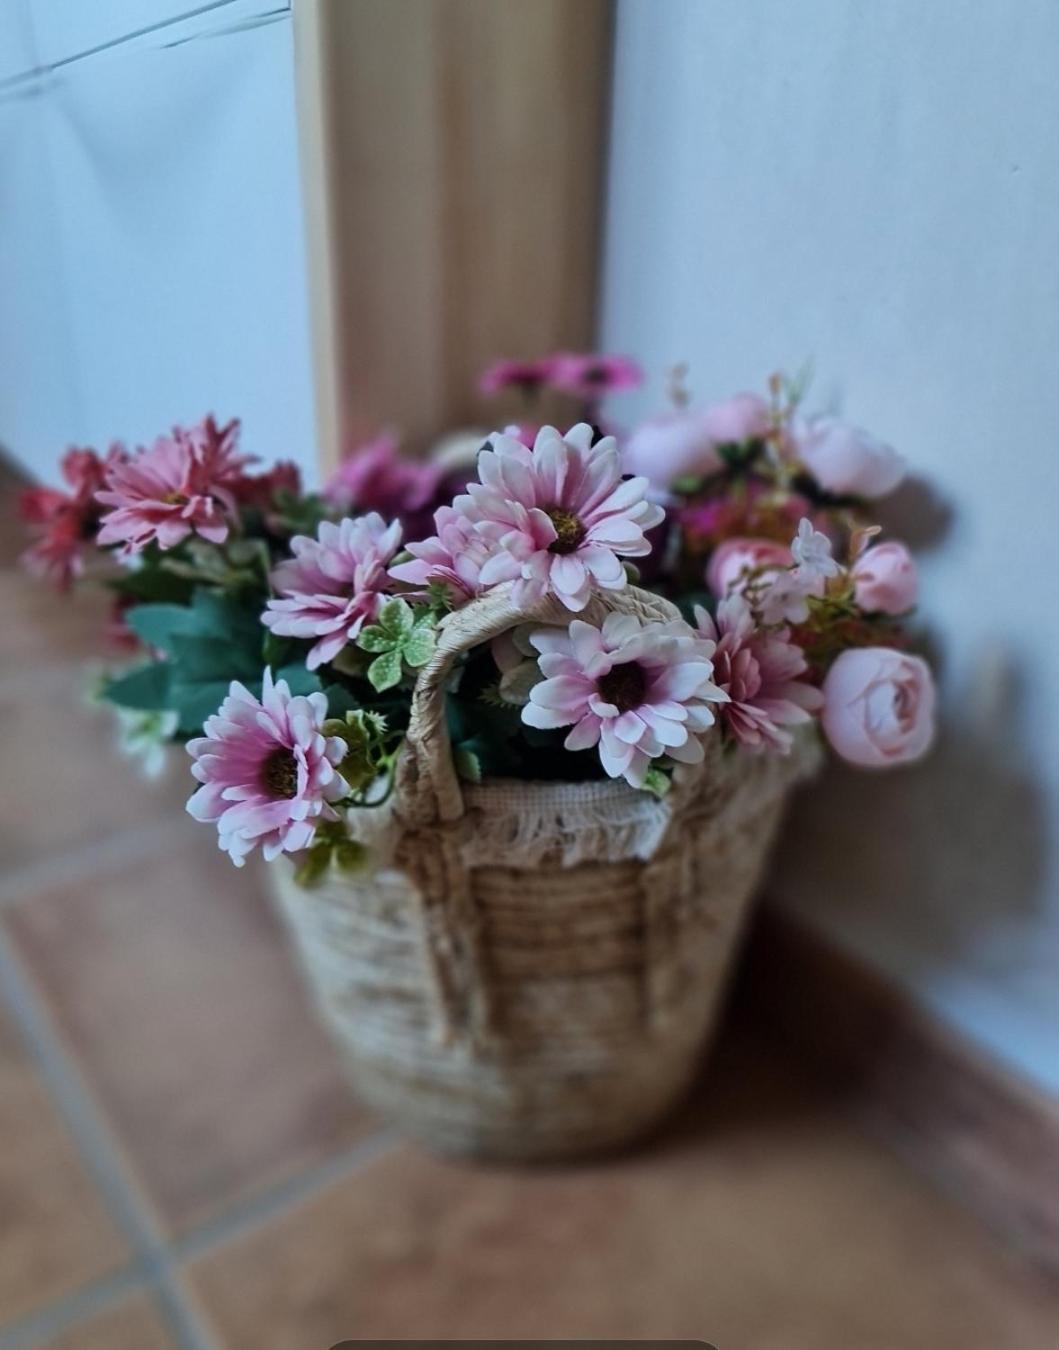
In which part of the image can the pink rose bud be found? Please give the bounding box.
[700,392,771,447]
[623,412,723,489]
[707,536,793,598]
[624,393,770,491]
[797,416,905,498]
[853,541,918,615]
[821,647,935,768]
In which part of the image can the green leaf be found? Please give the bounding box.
[100,661,172,712]
[367,649,403,692]
[356,625,395,654]
[124,603,202,652]
[275,664,323,697]
[402,625,436,668]
[453,746,482,784]
[108,568,194,606]
[377,597,414,639]
[168,634,259,683]
[643,765,672,799]
[169,678,233,735]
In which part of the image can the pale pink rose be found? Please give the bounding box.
[853,541,918,615]
[707,537,793,598]
[821,647,935,767]
[699,392,771,447]
[796,416,905,498]
[623,413,723,489]
[624,393,770,491]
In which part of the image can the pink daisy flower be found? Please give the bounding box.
[549,352,643,400]
[96,416,250,555]
[478,357,558,397]
[187,670,347,866]
[455,423,665,612]
[20,444,125,587]
[263,514,402,670]
[388,505,494,606]
[522,612,727,788]
[693,595,823,754]
[324,433,442,536]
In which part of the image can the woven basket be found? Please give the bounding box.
[270,583,817,1160]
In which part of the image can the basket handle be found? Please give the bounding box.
[400,581,682,825]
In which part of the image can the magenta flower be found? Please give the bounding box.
[388,505,494,606]
[324,433,441,535]
[455,424,665,612]
[549,352,643,401]
[187,671,347,866]
[478,357,558,397]
[522,612,727,787]
[96,416,249,556]
[263,514,402,670]
[693,596,822,754]
[20,444,126,587]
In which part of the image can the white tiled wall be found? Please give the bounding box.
[0,0,319,484]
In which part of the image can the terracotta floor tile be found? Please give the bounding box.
[189,1037,1059,1350]
[0,667,188,876]
[7,841,376,1233]
[36,1296,175,1350]
[0,1006,127,1325]
[0,569,114,680]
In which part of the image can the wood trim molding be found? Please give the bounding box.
[293,0,613,475]
[734,905,1059,1277]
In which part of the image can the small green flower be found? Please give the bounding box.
[357,598,437,692]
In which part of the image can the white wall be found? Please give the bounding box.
[602,0,1059,1092]
[0,0,318,485]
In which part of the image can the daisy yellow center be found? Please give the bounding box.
[546,508,586,555]
[597,661,648,712]
[261,746,299,799]
[162,490,187,505]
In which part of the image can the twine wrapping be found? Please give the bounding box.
[270,583,818,1160]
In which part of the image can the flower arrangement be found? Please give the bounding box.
[22,358,936,880]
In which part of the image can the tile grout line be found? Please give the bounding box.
[0,1128,400,1350]
[0,1266,149,1350]
[173,1128,400,1265]
[0,931,221,1350]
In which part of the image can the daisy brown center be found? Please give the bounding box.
[546,507,586,554]
[261,746,299,799]
[597,661,648,712]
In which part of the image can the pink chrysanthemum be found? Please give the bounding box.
[263,514,402,670]
[549,352,643,400]
[522,612,727,787]
[20,444,126,587]
[478,357,558,397]
[455,424,665,612]
[96,416,250,555]
[187,671,347,866]
[693,596,822,753]
[324,433,441,536]
[388,505,494,606]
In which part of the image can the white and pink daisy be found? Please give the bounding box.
[521,612,727,788]
[186,671,347,866]
[263,513,402,670]
[693,596,822,754]
[455,424,665,612]
[388,505,494,607]
[96,416,250,555]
